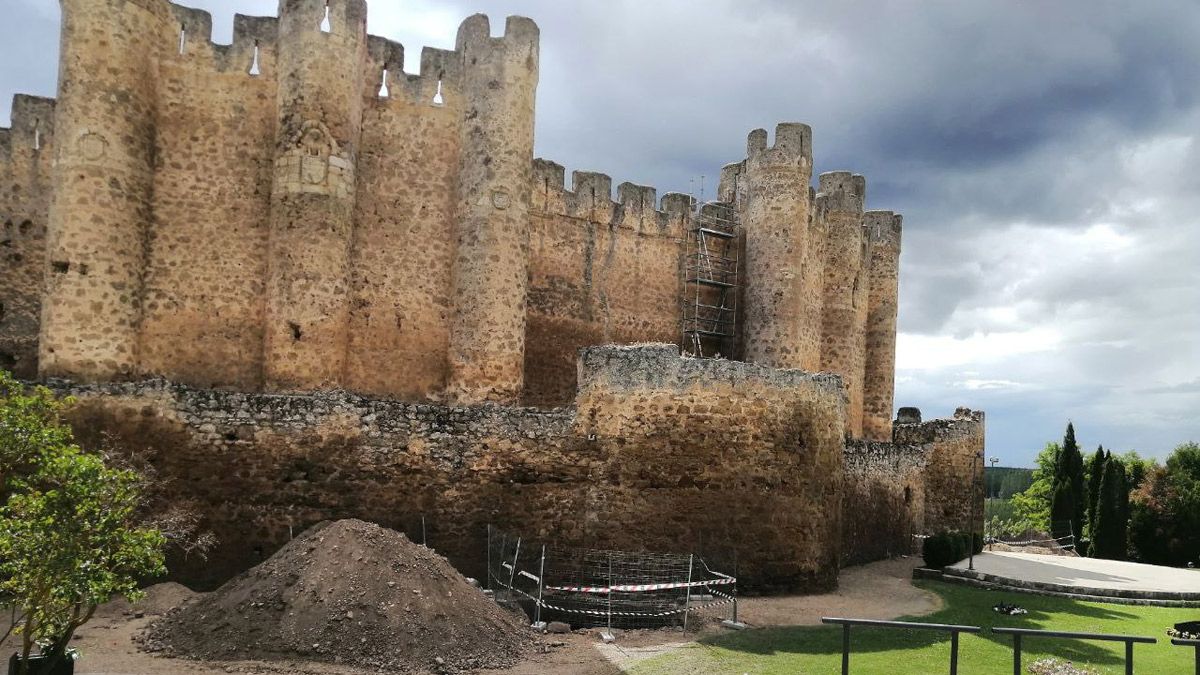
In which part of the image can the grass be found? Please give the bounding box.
[632,581,1197,674]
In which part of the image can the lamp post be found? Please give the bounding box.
[969,452,984,571]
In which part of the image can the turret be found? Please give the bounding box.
[817,171,868,437]
[39,0,171,381]
[862,211,903,441]
[445,15,539,404]
[262,0,368,391]
[740,123,819,370]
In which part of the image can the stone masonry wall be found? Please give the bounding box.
[522,163,692,406]
[59,344,848,592]
[841,439,927,566]
[0,96,54,379]
[894,408,986,534]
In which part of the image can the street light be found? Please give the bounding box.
[969,452,984,571]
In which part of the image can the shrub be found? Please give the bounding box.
[923,531,971,568]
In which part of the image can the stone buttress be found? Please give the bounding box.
[39,0,172,381]
[446,15,539,404]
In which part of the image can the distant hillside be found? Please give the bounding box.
[984,466,1034,499]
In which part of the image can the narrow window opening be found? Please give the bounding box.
[378,68,390,98]
[432,78,444,106]
[288,321,303,341]
[178,24,187,55]
[904,486,912,505]
[32,119,41,151]
[320,3,332,33]
[248,42,261,76]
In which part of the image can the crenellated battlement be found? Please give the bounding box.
[0,96,55,160]
[816,171,866,215]
[864,210,903,248]
[529,159,688,236]
[746,122,812,170]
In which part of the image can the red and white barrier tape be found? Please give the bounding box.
[546,578,735,594]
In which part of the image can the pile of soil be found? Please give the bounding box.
[141,520,530,672]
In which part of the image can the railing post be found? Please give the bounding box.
[1013,634,1021,675]
[950,630,959,675]
[486,525,492,592]
[1125,640,1133,675]
[683,554,695,632]
[842,624,850,675]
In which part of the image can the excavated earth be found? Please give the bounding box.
[140,519,531,673]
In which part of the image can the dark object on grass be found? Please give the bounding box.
[7,652,75,675]
[1170,620,1200,640]
[992,602,1028,615]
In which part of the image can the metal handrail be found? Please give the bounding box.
[822,617,981,675]
[992,627,1156,675]
[1173,637,1200,675]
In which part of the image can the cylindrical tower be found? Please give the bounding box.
[862,211,903,441]
[741,123,817,370]
[262,0,367,391]
[39,0,170,381]
[817,172,867,437]
[445,15,539,404]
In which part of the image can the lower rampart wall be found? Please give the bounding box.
[58,344,848,593]
[841,440,928,566]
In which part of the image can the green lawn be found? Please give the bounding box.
[633,581,1197,674]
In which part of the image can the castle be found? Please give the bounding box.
[0,0,984,591]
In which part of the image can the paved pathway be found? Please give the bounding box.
[950,551,1200,595]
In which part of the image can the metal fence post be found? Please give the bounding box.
[1013,634,1022,675]
[683,554,695,632]
[1125,640,1134,675]
[732,550,739,624]
[534,544,546,628]
[486,525,492,592]
[950,630,959,675]
[841,624,850,675]
[607,552,614,636]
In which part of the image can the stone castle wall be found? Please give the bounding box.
[0,0,906,436]
[0,96,53,380]
[60,345,851,592]
[894,407,987,534]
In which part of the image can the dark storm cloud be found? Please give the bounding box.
[3,0,1199,464]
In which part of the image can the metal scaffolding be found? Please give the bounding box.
[682,202,739,358]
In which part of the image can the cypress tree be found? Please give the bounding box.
[1087,446,1106,542]
[1058,423,1086,544]
[1050,479,1074,540]
[1093,458,1128,560]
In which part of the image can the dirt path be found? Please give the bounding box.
[1,556,936,674]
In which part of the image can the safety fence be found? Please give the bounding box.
[486,526,739,630]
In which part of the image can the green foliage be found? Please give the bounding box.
[1055,423,1087,544]
[1130,443,1200,567]
[1049,480,1074,540]
[1117,450,1156,491]
[1011,442,1060,531]
[1091,457,1128,560]
[1086,446,1106,539]
[983,467,1034,499]
[0,370,166,672]
[921,531,976,569]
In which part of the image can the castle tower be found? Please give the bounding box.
[445,15,539,404]
[740,123,819,370]
[39,0,171,381]
[817,171,868,437]
[862,211,903,441]
[262,0,368,390]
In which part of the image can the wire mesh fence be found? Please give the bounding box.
[486,526,739,630]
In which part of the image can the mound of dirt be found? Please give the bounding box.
[103,582,199,619]
[141,520,530,672]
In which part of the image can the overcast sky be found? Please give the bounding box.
[3,0,1198,466]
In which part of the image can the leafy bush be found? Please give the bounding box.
[923,531,972,568]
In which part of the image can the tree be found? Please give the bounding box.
[0,371,166,674]
[1057,423,1087,545]
[1086,446,1106,539]
[1092,457,1128,560]
[1130,443,1200,566]
[1049,480,1074,540]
